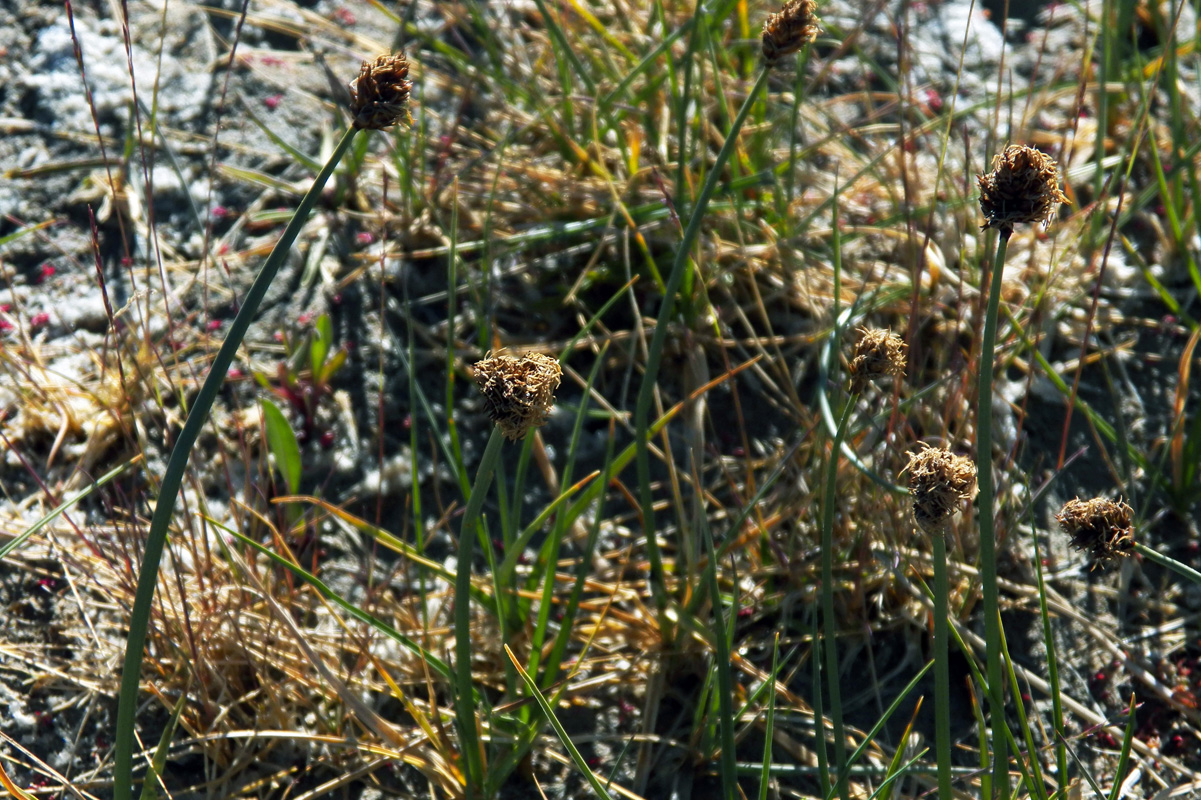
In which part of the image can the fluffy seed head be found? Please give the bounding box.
[1056,497,1136,566]
[349,53,412,130]
[762,0,820,66]
[905,444,977,534]
[849,328,906,392]
[472,352,562,441]
[977,144,1068,232]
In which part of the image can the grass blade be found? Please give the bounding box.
[112,124,361,800]
[505,644,616,800]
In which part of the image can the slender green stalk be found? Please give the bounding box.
[1031,517,1069,796]
[1134,542,1201,586]
[932,532,953,800]
[822,397,854,800]
[701,515,738,800]
[113,125,360,800]
[634,68,771,628]
[505,645,616,800]
[758,635,779,800]
[811,604,831,798]
[455,427,506,799]
[977,228,1011,800]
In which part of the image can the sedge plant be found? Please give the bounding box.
[975,143,1069,798]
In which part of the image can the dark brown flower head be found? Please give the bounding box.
[349,53,412,130]
[904,444,977,534]
[849,328,906,392]
[472,352,562,441]
[977,144,1068,232]
[1055,497,1136,566]
[762,0,820,66]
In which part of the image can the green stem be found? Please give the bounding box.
[978,228,1010,800]
[822,395,854,800]
[932,532,953,800]
[1135,542,1201,587]
[634,68,771,631]
[113,125,360,800]
[455,427,506,799]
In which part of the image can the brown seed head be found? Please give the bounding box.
[904,444,977,534]
[349,53,413,130]
[977,144,1068,232]
[762,0,820,66]
[848,328,906,392]
[472,352,562,441]
[1055,497,1136,567]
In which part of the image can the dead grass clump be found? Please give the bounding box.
[904,444,977,533]
[472,352,561,441]
[1056,497,1136,565]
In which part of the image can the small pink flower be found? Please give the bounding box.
[30,312,51,328]
[227,367,244,379]
[205,319,222,332]
[38,264,56,283]
[298,312,314,325]
[260,56,285,68]
[264,94,284,110]
[212,205,228,218]
[333,7,356,25]
[356,231,375,245]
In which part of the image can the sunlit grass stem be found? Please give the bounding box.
[977,228,1011,800]
[455,427,506,799]
[932,533,953,800]
[822,395,853,800]
[113,125,361,800]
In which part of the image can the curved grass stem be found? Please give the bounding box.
[113,125,361,800]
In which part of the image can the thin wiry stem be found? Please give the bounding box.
[933,531,953,800]
[978,227,1011,800]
